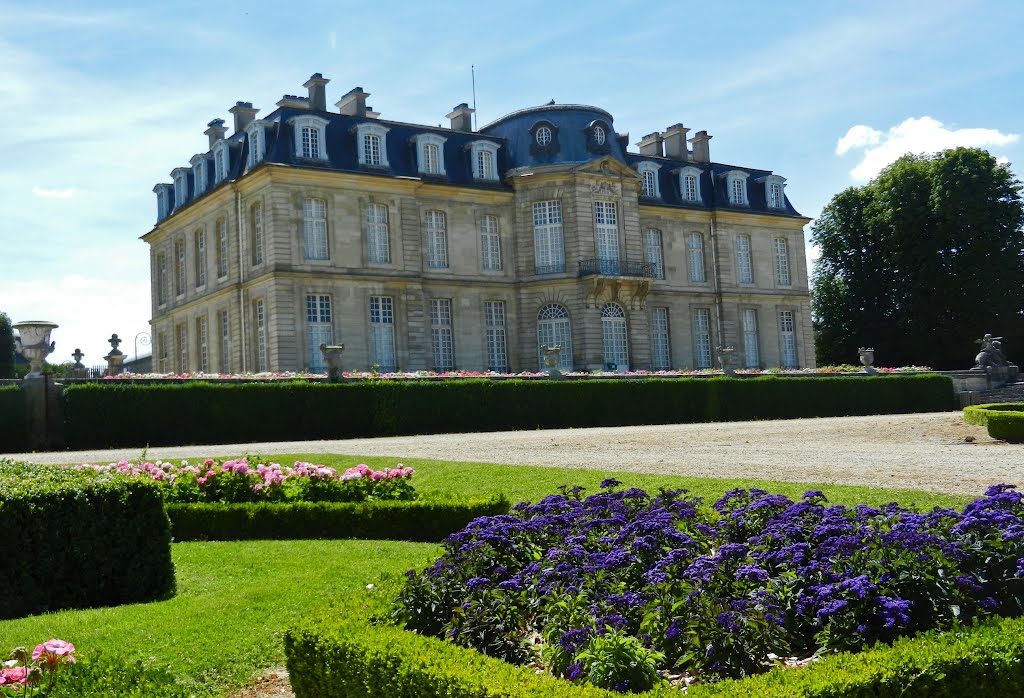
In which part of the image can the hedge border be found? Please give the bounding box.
[0,385,27,452]
[284,580,1024,698]
[964,403,1024,442]
[165,496,510,542]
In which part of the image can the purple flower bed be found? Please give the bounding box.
[393,482,1024,692]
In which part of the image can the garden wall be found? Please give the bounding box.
[0,374,954,451]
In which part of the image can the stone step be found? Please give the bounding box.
[978,382,1024,404]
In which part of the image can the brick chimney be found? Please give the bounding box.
[637,132,663,157]
[303,73,330,111]
[446,103,475,131]
[662,123,690,160]
[204,119,228,147]
[336,87,370,117]
[689,130,713,164]
[228,102,259,133]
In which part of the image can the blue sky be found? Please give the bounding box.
[1,0,1022,368]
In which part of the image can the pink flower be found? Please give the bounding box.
[1,665,27,685]
[32,639,76,668]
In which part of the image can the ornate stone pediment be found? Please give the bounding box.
[573,156,639,180]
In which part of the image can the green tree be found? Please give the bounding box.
[0,312,14,378]
[812,147,1024,370]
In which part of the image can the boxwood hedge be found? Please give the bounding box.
[61,375,954,449]
[964,403,1024,442]
[0,461,175,619]
[0,385,27,452]
[284,581,1024,698]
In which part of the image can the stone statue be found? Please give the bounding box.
[973,334,1008,370]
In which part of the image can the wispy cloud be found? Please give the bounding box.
[31,186,80,199]
[836,116,1019,181]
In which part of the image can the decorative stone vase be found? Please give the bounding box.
[717,346,738,377]
[541,345,562,378]
[13,321,58,377]
[320,343,346,383]
[858,347,877,375]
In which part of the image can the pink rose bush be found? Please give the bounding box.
[1,639,75,696]
[73,458,415,504]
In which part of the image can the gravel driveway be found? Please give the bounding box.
[6,412,1018,497]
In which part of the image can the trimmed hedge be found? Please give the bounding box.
[166,496,509,542]
[0,385,27,452]
[284,581,1024,698]
[62,375,954,449]
[964,402,1024,442]
[0,461,175,619]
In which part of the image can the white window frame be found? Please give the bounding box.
[762,175,787,209]
[636,162,661,198]
[365,203,390,264]
[533,200,565,274]
[251,202,264,266]
[687,232,706,283]
[303,198,329,261]
[174,238,186,297]
[469,140,500,181]
[723,170,750,206]
[355,122,390,167]
[774,237,791,286]
[194,228,207,288]
[414,133,447,175]
[601,303,629,372]
[644,228,664,279]
[176,323,188,373]
[594,201,620,270]
[291,115,329,161]
[246,120,268,169]
[650,307,671,370]
[676,166,702,204]
[535,126,553,147]
[306,294,333,372]
[254,298,267,372]
[484,300,508,372]
[154,184,171,220]
[190,155,207,196]
[425,209,448,269]
[593,125,606,146]
[736,234,753,284]
[213,141,230,183]
[156,252,168,306]
[219,309,231,372]
[537,303,572,371]
[480,214,501,271]
[158,331,168,373]
[196,316,209,373]
[369,295,397,372]
[741,308,760,369]
[172,168,189,209]
[779,310,798,368]
[693,308,712,369]
[216,218,229,279]
[430,298,455,371]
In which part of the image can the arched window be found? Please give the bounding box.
[536,126,552,146]
[601,303,629,372]
[593,125,606,145]
[537,303,572,371]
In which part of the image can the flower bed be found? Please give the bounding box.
[392,483,1024,692]
[73,458,416,504]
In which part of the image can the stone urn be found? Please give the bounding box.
[319,343,346,383]
[717,346,738,377]
[104,333,126,376]
[71,348,89,379]
[858,347,877,375]
[13,321,58,377]
[541,345,563,378]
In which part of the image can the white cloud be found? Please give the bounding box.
[837,116,1019,181]
[31,186,79,199]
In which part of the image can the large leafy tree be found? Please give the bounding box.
[0,312,14,378]
[812,147,1024,369]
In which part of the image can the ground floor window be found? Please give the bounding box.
[430,298,454,371]
[306,294,333,372]
[601,303,629,371]
[693,308,712,369]
[779,310,798,368]
[742,308,760,369]
[370,296,397,372]
[537,303,572,371]
[650,307,671,370]
[484,301,508,372]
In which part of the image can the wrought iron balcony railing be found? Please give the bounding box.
[577,258,657,279]
[534,263,566,275]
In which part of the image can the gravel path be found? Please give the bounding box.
[6,412,1019,497]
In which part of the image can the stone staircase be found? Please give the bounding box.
[977,382,1024,404]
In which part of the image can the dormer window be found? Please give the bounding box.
[759,174,787,209]
[172,168,190,209]
[469,140,500,181]
[676,166,703,204]
[536,127,552,146]
[529,120,559,155]
[413,133,447,176]
[154,183,172,221]
[594,126,606,145]
[290,115,329,161]
[246,121,268,169]
[584,120,612,154]
[636,162,661,198]
[213,142,230,183]
[722,170,750,206]
[190,156,207,196]
[355,122,390,167]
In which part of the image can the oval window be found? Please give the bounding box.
[536,126,552,147]
[594,126,606,145]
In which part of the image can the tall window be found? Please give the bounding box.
[774,237,791,286]
[291,115,328,161]
[194,229,207,288]
[736,234,753,284]
[254,299,267,372]
[476,149,493,180]
[415,134,447,175]
[176,323,188,373]
[687,233,706,283]
[779,310,798,368]
[219,309,230,373]
[601,303,629,371]
[363,134,381,166]
[678,166,702,203]
[192,159,206,196]
[306,294,333,372]
[430,299,454,371]
[423,143,440,174]
[366,203,390,264]
[480,215,501,271]
[594,201,619,272]
[303,198,328,260]
[217,219,229,278]
[768,182,785,209]
[251,202,264,266]
[196,316,209,373]
[537,303,572,371]
[213,144,228,183]
[156,253,168,305]
[741,308,760,368]
[693,308,712,369]
[485,301,508,372]
[644,229,664,279]
[726,171,749,205]
[173,170,188,209]
[158,332,168,372]
[246,124,265,168]
[369,296,397,372]
[425,210,448,268]
[533,201,564,274]
[301,126,321,160]
[651,307,671,370]
[642,169,657,198]
[174,239,186,296]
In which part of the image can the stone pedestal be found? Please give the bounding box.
[22,374,65,451]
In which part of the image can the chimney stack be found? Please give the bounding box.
[637,132,664,157]
[336,87,370,117]
[204,119,228,147]
[446,103,475,131]
[228,102,259,133]
[304,73,330,111]
[662,123,690,160]
[689,130,712,164]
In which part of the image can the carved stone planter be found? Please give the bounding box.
[13,321,58,377]
[858,347,877,375]
[541,345,563,379]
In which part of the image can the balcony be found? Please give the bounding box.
[577,259,657,279]
[577,259,654,310]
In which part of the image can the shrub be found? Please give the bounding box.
[165,496,509,542]
[964,403,1024,442]
[0,386,26,452]
[62,375,955,449]
[0,461,175,620]
[48,653,212,698]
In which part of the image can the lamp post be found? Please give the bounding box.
[134,331,152,364]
